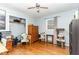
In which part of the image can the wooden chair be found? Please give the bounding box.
[27,35,31,45]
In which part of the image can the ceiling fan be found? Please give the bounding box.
[27,3,48,13]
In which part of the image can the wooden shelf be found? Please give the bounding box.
[56,28,64,31]
[56,28,65,48]
[10,21,25,24]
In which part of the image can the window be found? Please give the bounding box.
[0,9,6,30]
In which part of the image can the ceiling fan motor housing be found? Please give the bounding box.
[36,3,40,8]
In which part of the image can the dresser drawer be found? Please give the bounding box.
[6,40,12,51]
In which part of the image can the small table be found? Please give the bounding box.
[46,34,54,44]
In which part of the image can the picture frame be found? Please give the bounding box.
[46,19,57,30]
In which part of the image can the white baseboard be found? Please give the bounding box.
[65,43,69,47]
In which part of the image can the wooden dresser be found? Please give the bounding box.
[6,37,12,51]
[28,24,39,43]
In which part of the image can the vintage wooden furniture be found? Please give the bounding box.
[46,34,54,44]
[6,36,13,51]
[28,24,39,43]
[56,28,65,48]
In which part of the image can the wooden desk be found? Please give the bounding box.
[46,34,54,44]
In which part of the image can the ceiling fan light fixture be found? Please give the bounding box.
[37,10,40,13]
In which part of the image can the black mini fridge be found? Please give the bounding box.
[69,19,79,55]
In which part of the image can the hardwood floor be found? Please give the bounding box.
[7,41,69,55]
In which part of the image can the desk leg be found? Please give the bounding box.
[52,36,53,44]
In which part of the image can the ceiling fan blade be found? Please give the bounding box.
[28,7,35,9]
[40,7,48,9]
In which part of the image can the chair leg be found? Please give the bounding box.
[29,39,31,46]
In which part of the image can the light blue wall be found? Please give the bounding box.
[35,19,46,33]
[25,9,76,46]
[26,18,38,34]
[56,10,75,46]
[36,10,75,46]
[9,16,26,38]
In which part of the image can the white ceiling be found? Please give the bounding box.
[0,3,79,19]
